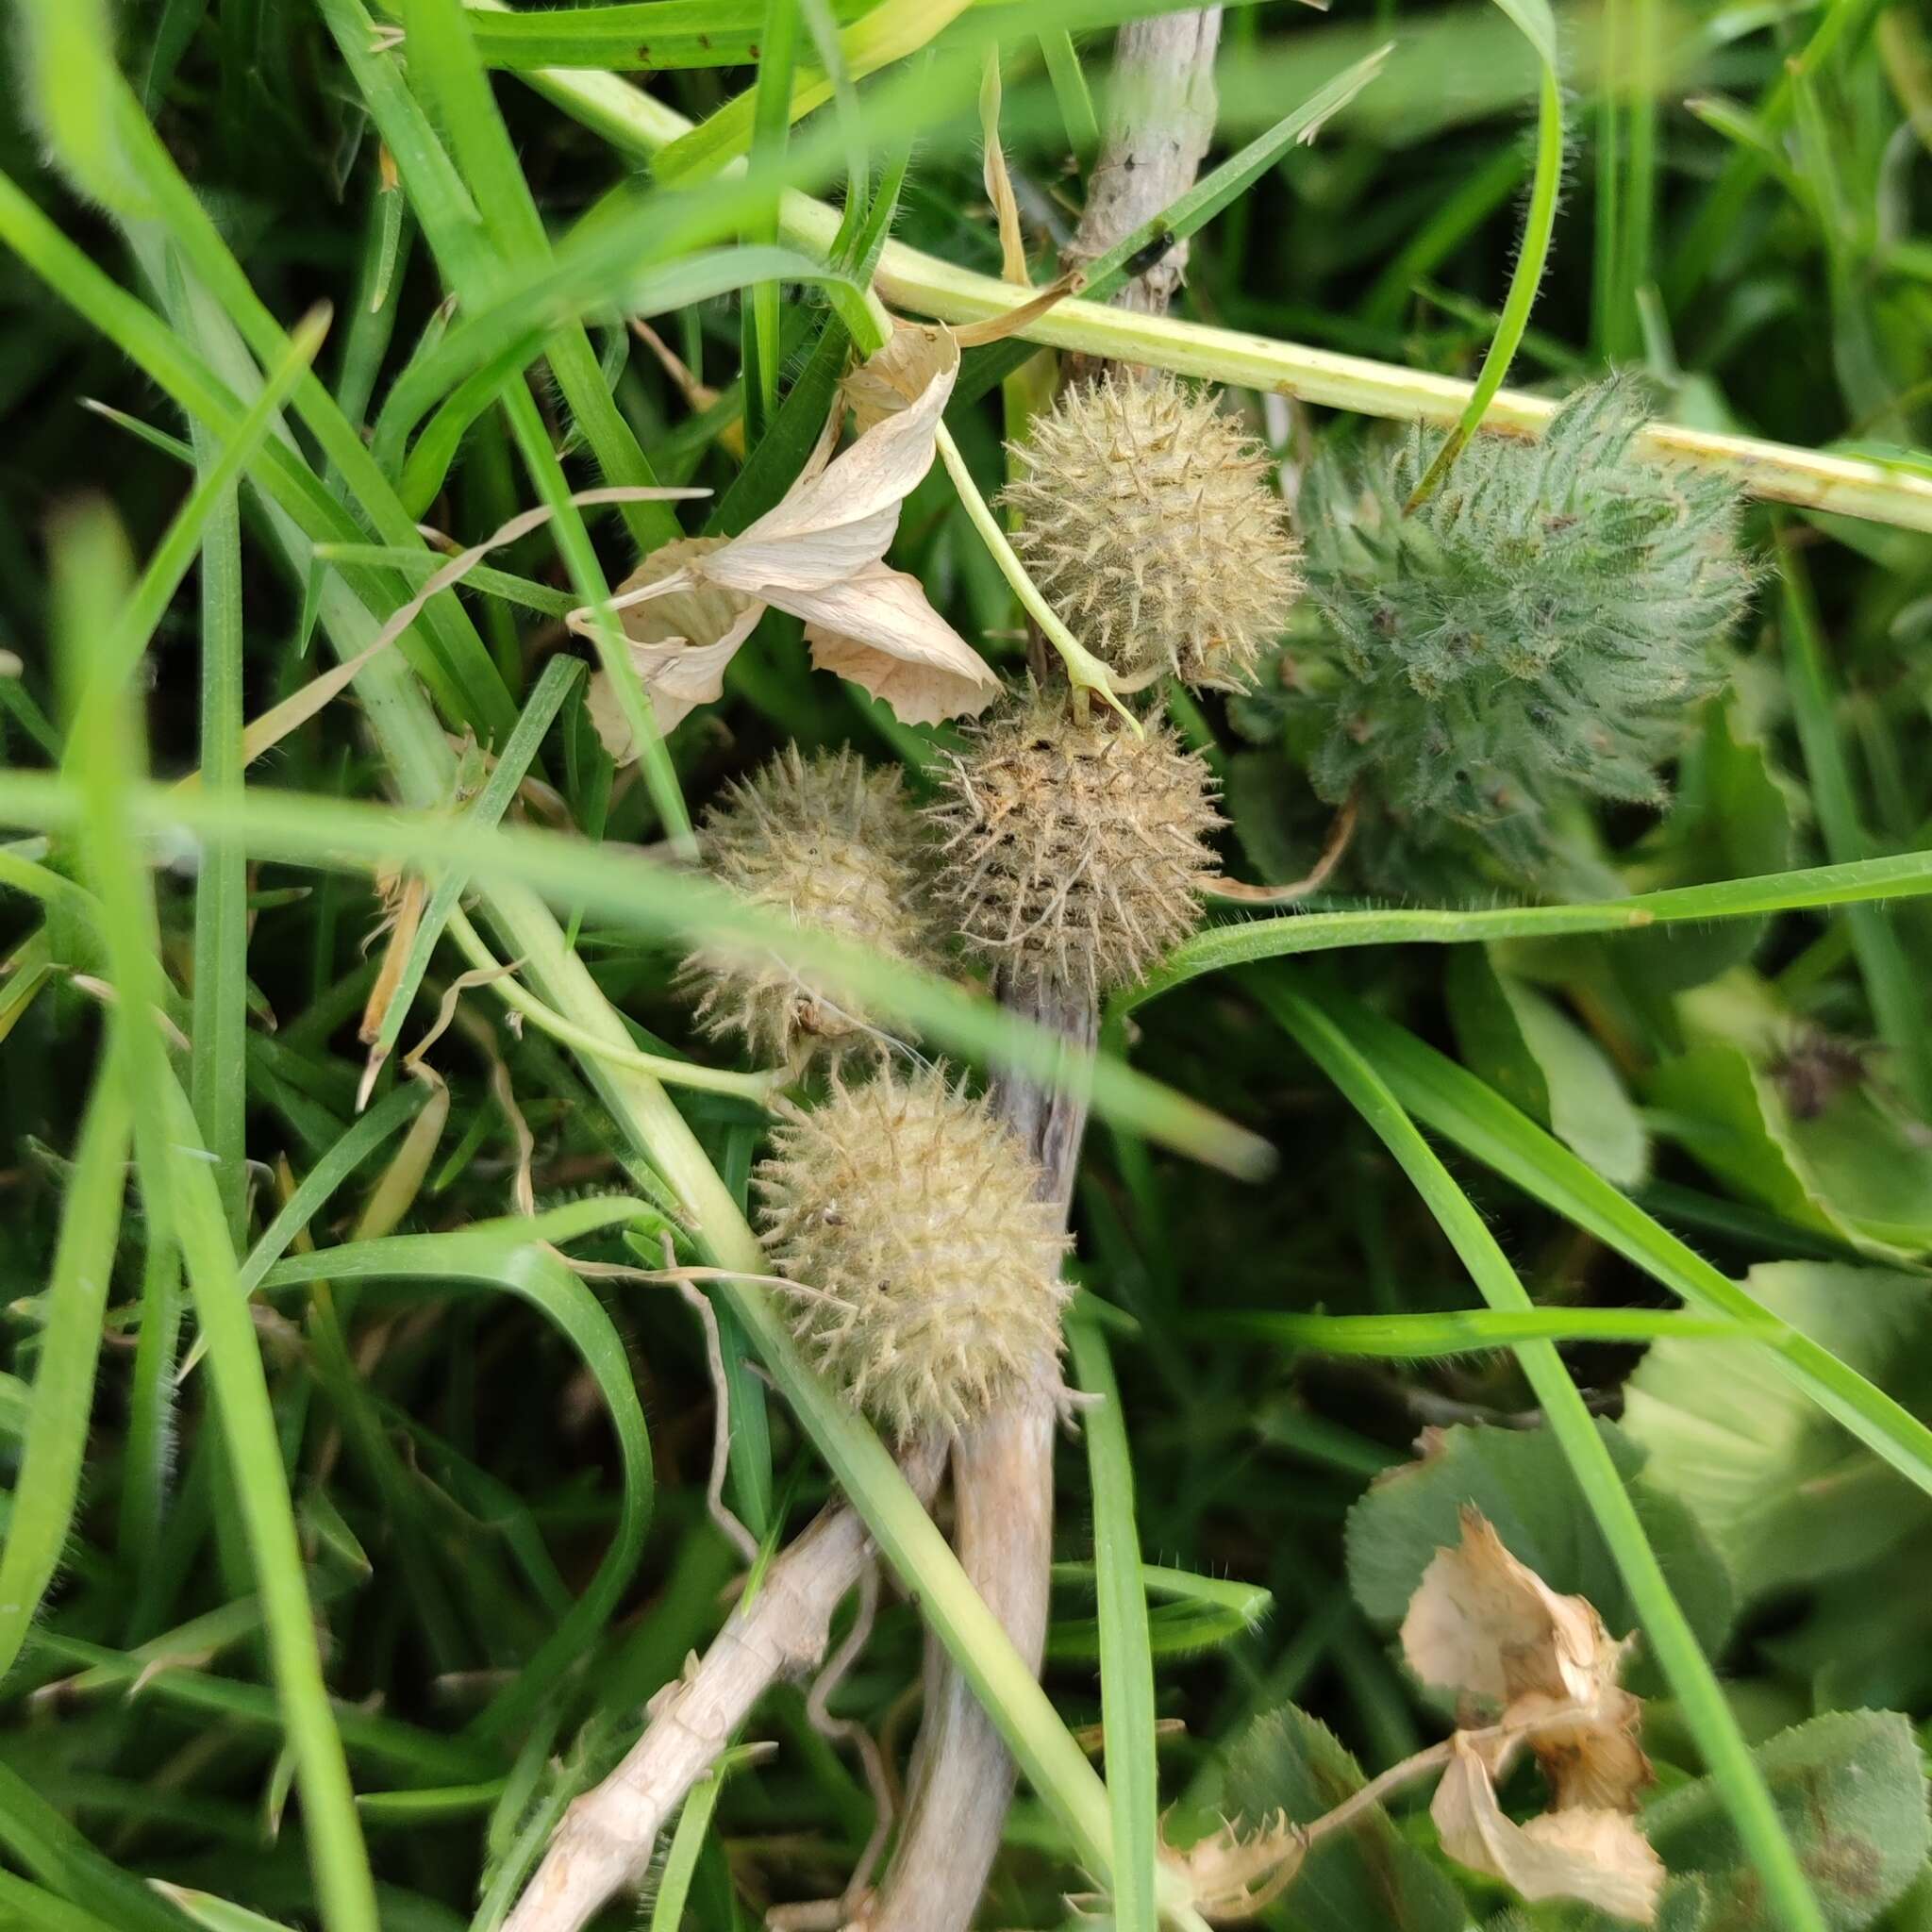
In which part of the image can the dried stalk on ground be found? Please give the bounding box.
[860,21,1223,1928]
[501,1436,946,1932]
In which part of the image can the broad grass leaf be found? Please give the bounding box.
[1622,1262,1932,1599]
[1644,1713,1930,1932]
[1448,950,1649,1189]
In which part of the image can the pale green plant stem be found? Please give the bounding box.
[497,42,1932,535]
[443,904,783,1103]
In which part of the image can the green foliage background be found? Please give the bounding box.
[1,1,1931,1929]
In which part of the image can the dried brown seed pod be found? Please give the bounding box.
[928,685,1223,999]
[681,746,942,1067]
[756,1067,1071,1440]
[999,372,1301,692]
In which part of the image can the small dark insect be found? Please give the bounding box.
[1124,225,1177,277]
[1768,1026,1881,1121]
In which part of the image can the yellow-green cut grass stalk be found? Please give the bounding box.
[493,27,1932,535]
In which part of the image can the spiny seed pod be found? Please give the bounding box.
[999,373,1302,692]
[1303,375,1754,882]
[929,685,1223,998]
[756,1067,1071,1439]
[681,746,942,1067]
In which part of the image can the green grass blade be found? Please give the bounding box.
[1300,981,1932,1501]
[1777,527,1932,1115]
[389,0,680,560]
[0,1055,131,1680]
[646,1769,728,1932]
[58,503,383,1932]
[655,0,975,183]
[262,1222,654,1742]
[955,43,1393,408]
[745,0,803,440]
[1,773,1270,1176]
[368,656,583,1071]
[186,405,249,1245]
[0,1761,195,1932]
[1115,847,1932,1025]
[1040,29,1099,161]
[1067,1318,1159,1932]
[1199,1306,1754,1355]
[239,1086,427,1291]
[1257,975,1827,1932]
[1404,0,1563,506]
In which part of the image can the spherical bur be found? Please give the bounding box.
[1000,374,1301,693]
[929,686,1224,999]
[755,1068,1072,1439]
[1301,375,1756,883]
[681,746,942,1068]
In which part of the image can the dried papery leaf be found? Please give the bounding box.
[842,321,961,434]
[1162,1812,1307,1922]
[1402,1508,1652,1817]
[580,337,997,736]
[1401,1507,1624,1713]
[803,563,1001,724]
[708,340,959,591]
[1432,1732,1664,1924]
[587,538,762,759]
[224,484,706,778]
[1507,1688,1653,1814]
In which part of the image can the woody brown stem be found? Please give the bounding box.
[502,1436,945,1932]
[862,19,1223,1926]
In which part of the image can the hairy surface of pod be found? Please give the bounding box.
[756,1068,1071,1439]
[681,746,941,1066]
[999,372,1301,692]
[1301,375,1754,882]
[929,687,1223,998]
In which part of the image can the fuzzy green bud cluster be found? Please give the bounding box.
[1298,377,1753,883]
[756,1068,1070,1440]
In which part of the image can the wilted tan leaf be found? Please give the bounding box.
[804,564,1001,724]
[1160,1811,1305,1923]
[841,321,960,434]
[1401,1508,1652,1817]
[707,341,958,591]
[1432,1731,1664,1924]
[582,333,993,749]
[588,538,762,759]
[1402,1507,1624,1713]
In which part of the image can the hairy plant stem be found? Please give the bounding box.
[865,24,1220,1928]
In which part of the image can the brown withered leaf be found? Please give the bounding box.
[1158,1812,1306,1924]
[584,328,996,757]
[1402,1506,1628,1719]
[841,320,959,433]
[1401,1510,1659,1923]
[1432,1731,1665,1925]
[587,538,761,755]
